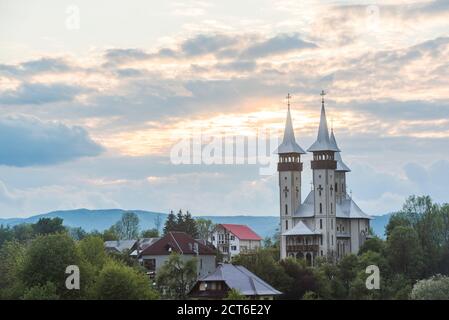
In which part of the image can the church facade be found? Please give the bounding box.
[276,92,371,265]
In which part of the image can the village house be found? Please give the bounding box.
[210,224,262,262]
[138,231,216,278]
[189,263,282,300]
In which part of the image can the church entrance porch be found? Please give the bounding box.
[286,235,319,266]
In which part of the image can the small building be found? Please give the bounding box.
[138,231,216,279]
[189,263,282,300]
[211,224,262,261]
[104,239,138,254]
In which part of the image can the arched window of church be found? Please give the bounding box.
[331,203,333,214]
[285,220,288,230]
[320,237,323,245]
[332,235,334,245]
[320,219,322,229]
[285,204,288,215]
[319,203,322,213]
[335,183,338,192]
[331,219,333,230]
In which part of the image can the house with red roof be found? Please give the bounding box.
[211,224,262,261]
[138,231,217,279]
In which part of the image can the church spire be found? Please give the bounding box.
[307,90,339,152]
[330,130,350,172]
[276,93,306,154]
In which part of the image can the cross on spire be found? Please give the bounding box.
[320,90,326,107]
[286,93,291,110]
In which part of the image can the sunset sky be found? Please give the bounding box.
[0,0,448,218]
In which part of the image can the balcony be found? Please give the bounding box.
[286,244,319,252]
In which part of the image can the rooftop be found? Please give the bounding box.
[219,224,263,241]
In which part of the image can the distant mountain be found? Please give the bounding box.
[0,209,392,239]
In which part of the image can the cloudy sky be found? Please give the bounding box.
[0,0,448,218]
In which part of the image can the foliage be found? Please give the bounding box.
[196,218,215,241]
[114,212,140,240]
[163,210,198,238]
[0,241,26,299]
[22,282,59,300]
[225,288,247,300]
[94,260,159,300]
[156,252,197,299]
[410,275,449,300]
[33,217,66,235]
[141,228,159,238]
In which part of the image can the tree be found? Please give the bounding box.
[94,261,159,300]
[33,217,66,235]
[183,211,198,238]
[163,210,177,235]
[358,237,385,255]
[0,241,26,299]
[225,288,247,300]
[280,258,318,299]
[12,224,34,242]
[141,228,159,238]
[156,253,197,299]
[0,225,14,247]
[387,226,423,279]
[410,275,449,300]
[196,218,215,242]
[68,227,87,240]
[21,233,82,299]
[78,236,107,269]
[115,212,140,240]
[22,282,59,300]
[232,248,292,294]
[102,225,119,241]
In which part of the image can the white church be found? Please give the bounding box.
[276,91,371,265]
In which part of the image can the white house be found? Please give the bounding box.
[211,224,262,261]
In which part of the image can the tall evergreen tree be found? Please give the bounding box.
[163,211,177,235]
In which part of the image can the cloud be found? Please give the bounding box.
[104,48,151,65]
[0,115,103,167]
[0,58,72,76]
[0,82,85,105]
[181,34,238,56]
[241,33,317,58]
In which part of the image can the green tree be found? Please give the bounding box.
[33,217,66,235]
[22,282,59,300]
[232,248,292,294]
[13,224,34,242]
[21,233,82,299]
[94,260,158,300]
[0,241,26,299]
[225,288,247,300]
[279,258,318,299]
[358,237,386,255]
[183,211,198,238]
[196,218,215,241]
[410,275,449,300]
[102,225,119,241]
[387,226,423,279]
[68,227,87,240]
[163,211,177,235]
[141,228,159,238]
[156,253,197,299]
[78,236,107,269]
[0,225,14,247]
[115,212,140,240]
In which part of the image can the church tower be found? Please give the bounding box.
[330,129,351,204]
[276,94,306,259]
[307,91,339,260]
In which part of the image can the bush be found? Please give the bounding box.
[22,282,59,300]
[410,275,449,300]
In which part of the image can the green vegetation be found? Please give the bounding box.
[232,195,449,300]
[163,210,199,238]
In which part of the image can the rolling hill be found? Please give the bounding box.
[0,209,392,239]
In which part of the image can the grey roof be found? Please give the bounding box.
[330,130,350,172]
[199,264,282,296]
[293,190,372,219]
[104,239,137,252]
[307,104,339,152]
[275,106,306,154]
[283,220,320,236]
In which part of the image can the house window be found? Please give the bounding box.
[212,236,215,241]
[320,219,322,229]
[230,235,235,240]
[200,259,203,269]
[231,246,237,251]
[319,203,322,213]
[143,259,156,271]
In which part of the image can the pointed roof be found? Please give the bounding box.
[219,224,262,241]
[275,98,306,154]
[330,130,350,172]
[307,92,339,152]
[282,220,320,236]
